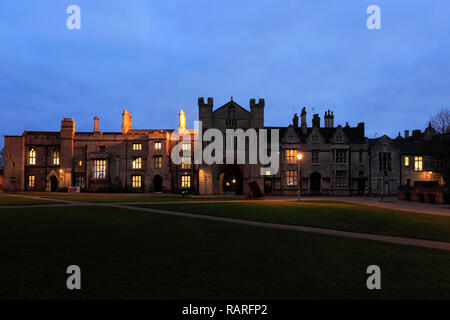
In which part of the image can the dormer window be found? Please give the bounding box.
[336,136,343,143]
[312,135,319,143]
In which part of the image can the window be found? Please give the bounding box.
[132,157,142,169]
[378,152,392,171]
[28,175,35,188]
[94,160,107,179]
[133,143,142,151]
[414,156,423,171]
[154,156,162,168]
[79,160,83,166]
[52,149,60,165]
[312,135,319,143]
[98,146,106,152]
[286,170,298,186]
[75,176,85,188]
[335,136,343,143]
[182,156,191,169]
[29,148,36,165]
[132,175,142,188]
[312,151,319,164]
[182,143,191,152]
[335,150,347,164]
[181,175,191,188]
[404,156,409,167]
[359,151,363,164]
[286,149,298,164]
[154,142,161,151]
[335,170,347,187]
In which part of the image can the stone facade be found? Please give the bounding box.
[3,98,449,199]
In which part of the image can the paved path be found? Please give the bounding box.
[110,204,450,251]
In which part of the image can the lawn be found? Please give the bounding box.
[0,195,64,206]
[9,192,245,203]
[0,205,449,299]
[133,201,450,243]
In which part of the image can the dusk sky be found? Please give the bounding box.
[1,0,450,148]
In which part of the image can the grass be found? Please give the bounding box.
[0,205,449,299]
[0,195,63,206]
[133,201,450,243]
[9,192,245,203]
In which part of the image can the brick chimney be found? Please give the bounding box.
[94,116,99,133]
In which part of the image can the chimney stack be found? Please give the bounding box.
[300,107,307,134]
[94,116,99,133]
[312,114,320,128]
[293,113,299,127]
[121,110,132,134]
[404,130,409,138]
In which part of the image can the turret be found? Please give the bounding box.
[198,97,213,129]
[250,98,265,128]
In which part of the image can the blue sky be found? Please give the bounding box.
[1,0,450,147]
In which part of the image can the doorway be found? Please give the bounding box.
[50,176,58,192]
[310,172,321,193]
[153,175,163,193]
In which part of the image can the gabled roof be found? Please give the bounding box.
[212,100,250,114]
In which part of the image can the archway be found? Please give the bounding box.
[220,165,243,195]
[153,175,163,193]
[50,176,58,192]
[310,172,321,193]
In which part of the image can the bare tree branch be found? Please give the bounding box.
[430,108,450,134]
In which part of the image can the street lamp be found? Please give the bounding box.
[297,153,303,201]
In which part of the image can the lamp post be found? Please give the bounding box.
[297,153,303,201]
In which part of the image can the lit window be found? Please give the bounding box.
[52,149,60,165]
[75,176,85,188]
[182,143,191,151]
[94,160,107,179]
[335,170,347,187]
[79,160,83,166]
[335,150,347,164]
[404,156,409,167]
[286,149,298,164]
[133,143,142,151]
[132,157,142,169]
[312,151,319,164]
[154,142,161,150]
[29,148,36,165]
[182,156,191,169]
[286,170,297,186]
[132,175,142,188]
[181,175,191,188]
[414,156,423,171]
[28,175,35,188]
[154,156,162,168]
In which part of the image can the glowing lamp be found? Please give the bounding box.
[297,153,303,160]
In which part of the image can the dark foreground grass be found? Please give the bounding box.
[0,196,63,206]
[134,201,450,242]
[10,192,245,203]
[0,205,449,299]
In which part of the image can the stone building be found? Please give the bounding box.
[3,97,449,200]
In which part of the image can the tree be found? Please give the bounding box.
[430,108,450,134]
